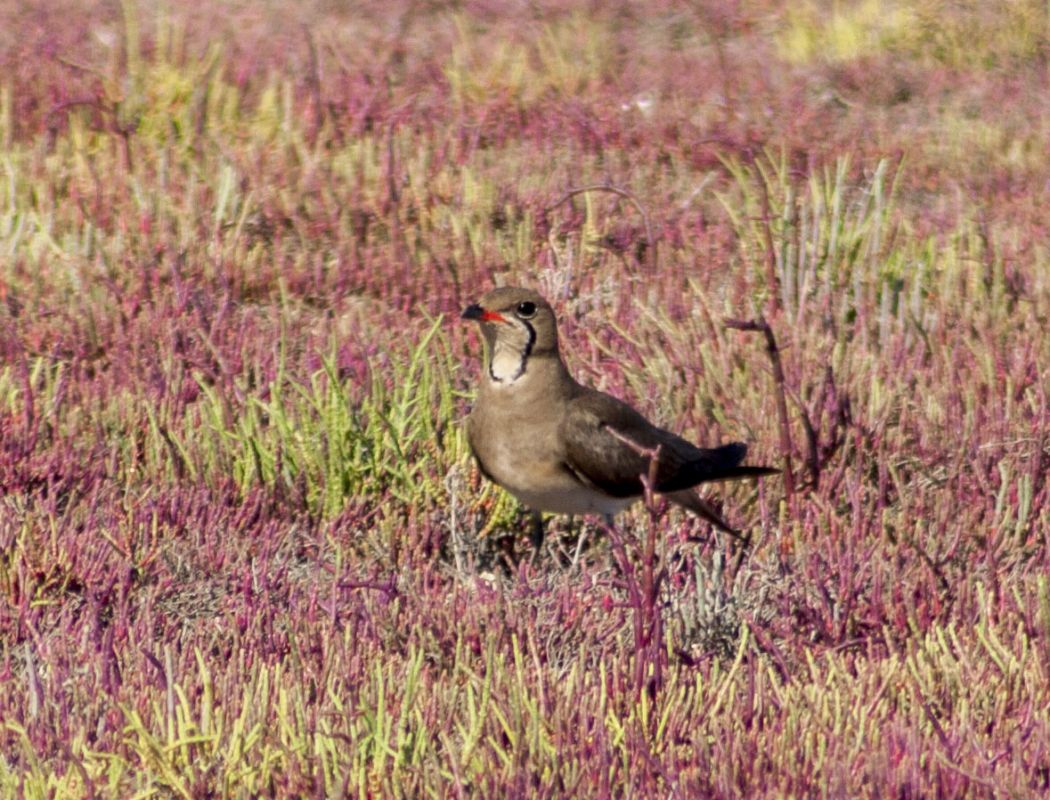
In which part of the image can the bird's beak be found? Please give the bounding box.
[461,304,506,323]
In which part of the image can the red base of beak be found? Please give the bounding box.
[461,304,506,323]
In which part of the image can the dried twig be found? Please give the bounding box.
[605,424,751,546]
[598,432,667,702]
[545,184,658,273]
[753,157,782,317]
[724,316,795,501]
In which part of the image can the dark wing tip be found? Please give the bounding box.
[732,465,780,477]
[665,442,777,489]
[715,442,748,467]
[716,443,780,477]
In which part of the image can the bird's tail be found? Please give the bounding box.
[707,464,780,481]
[665,444,776,541]
[665,489,747,539]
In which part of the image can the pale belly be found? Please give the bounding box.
[480,431,634,517]
[511,484,635,517]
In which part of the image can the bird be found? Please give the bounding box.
[460,286,776,555]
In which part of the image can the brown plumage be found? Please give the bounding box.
[461,287,775,549]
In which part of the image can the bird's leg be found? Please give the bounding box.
[529,509,545,551]
[570,516,594,568]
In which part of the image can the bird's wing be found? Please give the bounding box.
[560,390,750,498]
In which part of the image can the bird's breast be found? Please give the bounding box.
[470,402,562,490]
[468,380,626,516]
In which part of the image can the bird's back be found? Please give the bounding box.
[560,387,768,498]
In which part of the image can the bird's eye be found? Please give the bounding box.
[516,301,537,318]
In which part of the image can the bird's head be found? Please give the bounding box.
[461,287,559,383]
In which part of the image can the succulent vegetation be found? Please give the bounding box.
[1,0,1048,796]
